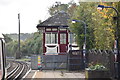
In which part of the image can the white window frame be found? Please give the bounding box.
[45,32,58,44]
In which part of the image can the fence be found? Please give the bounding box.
[31,52,84,70]
[68,50,85,71]
[87,50,115,78]
[31,55,39,70]
[41,55,67,69]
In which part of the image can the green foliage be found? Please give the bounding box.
[88,63,107,70]
[6,32,42,57]
[92,2,117,49]
[69,2,96,49]
[68,2,119,50]
[6,33,33,41]
[48,2,119,50]
[6,40,18,57]
[48,2,69,16]
[117,2,120,46]
[24,32,42,55]
[2,34,13,43]
[6,2,120,58]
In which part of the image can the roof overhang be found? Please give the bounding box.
[37,25,68,30]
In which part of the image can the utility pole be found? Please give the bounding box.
[16,13,21,59]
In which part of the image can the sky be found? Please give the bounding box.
[0,0,79,34]
[0,0,119,34]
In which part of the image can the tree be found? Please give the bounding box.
[93,2,118,49]
[6,32,43,57]
[48,2,69,16]
[69,2,96,49]
[2,34,13,43]
[68,2,120,50]
[6,40,18,57]
[24,32,42,55]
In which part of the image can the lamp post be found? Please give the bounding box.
[72,19,87,68]
[97,5,119,79]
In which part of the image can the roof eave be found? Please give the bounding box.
[37,25,68,29]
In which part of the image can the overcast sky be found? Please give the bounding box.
[0,0,79,34]
[0,0,119,34]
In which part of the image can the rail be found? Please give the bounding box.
[6,60,30,80]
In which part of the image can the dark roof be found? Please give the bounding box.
[37,11,69,28]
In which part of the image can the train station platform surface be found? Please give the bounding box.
[32,70,85,79]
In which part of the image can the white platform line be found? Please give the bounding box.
[31,70,37,80]
[22,68,31,79]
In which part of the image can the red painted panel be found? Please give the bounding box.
[43,33,46,53]
[59,31,68,53]
[60,44,67,53]
[43,27,69,54]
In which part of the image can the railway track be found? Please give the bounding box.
[7,60,30,80]
[7,61,18,73]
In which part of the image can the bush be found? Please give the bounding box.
[87,63,107,70]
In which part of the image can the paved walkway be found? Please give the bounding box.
[33,70,85,79]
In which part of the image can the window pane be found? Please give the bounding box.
[52,28,57,31]
[46,33,51,44]
[46,33,58,44]
[69,33,76,44]
[52,33,58,44]
[46,28,51,31]
[60,28,66,31]
[60,33,66,44]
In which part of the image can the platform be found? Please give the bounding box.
[32,70,85,79]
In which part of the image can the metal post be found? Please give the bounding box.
[72,20,87,68]
[78,20,87,69]
[82,21,87,54]
[18,13,21,59]
[70,32,72,50]
[72,20,87,51]
[82,21,87,68]
[115,8,120,79]
[97,5,120,79]
[107,6,119,79]
[104,7,119,51]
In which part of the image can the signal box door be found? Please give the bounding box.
[59,32,68,53]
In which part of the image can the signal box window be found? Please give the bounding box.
[46,33,58,44]
[60,33,66,44]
